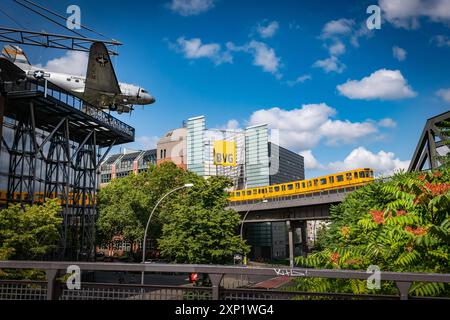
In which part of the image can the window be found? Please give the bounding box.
[247,191,252,196]
[253,190,257,195]
[295,183,300,189]
[281,185,286,191]
[287,184,293,190]
[359,171,365,178]
[307,181,312,187]
[313,179,318,187]
[160,150,163,158]
[274,186,280,192]
[302,182,306,188]
[269,187,273,193]
[329,176,335,184]
[346,173,352,180]
[320,178,327,185]
[66,78,71,81]
[337,175,344,182]
[354,172,358,179]
[141,89,148,93]
[236,192,240,197]
[75,79,79,83]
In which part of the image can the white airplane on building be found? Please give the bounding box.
[0,42,155,114]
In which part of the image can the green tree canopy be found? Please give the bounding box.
[295,168,450,297]
[158,175,249,264]
[96,162,189,245]
[0,199,62,260]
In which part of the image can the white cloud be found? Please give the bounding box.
[321,18,355,38]
[289,21,301,30]
[135,135,159,150]
[313,56,346,73]
[248,103,379,151]
[328,40,346,56]
[38,51,88,76]
[229,40,282,77]
[328,147,410,176]
[299,150,323,170]
[431,35,450,47]
[286,74,311,87]
[256,20,279,38]
[436,88,450,102]
[169,0,215,16]
[378,118,397,128]
[171,37,232,65]
[337,69,417,100]
[392,46,407,61]
[319,119,377,145]
[379,0,450,29]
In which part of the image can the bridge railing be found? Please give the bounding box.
[0,260,449,300]
[1,78,135,139]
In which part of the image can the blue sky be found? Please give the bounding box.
[3,0,450,178]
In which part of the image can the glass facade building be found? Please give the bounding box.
[186,115,304,190]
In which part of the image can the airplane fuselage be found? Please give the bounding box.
[18,63,155,110]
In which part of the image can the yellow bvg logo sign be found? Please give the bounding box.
[214,140,236,166]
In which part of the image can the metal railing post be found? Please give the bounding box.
[45,269,61,300]
[396,281,412,300]
[209,274,224,300]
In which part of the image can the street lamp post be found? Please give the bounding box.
[240,199,268,265]
[140,183,194,286]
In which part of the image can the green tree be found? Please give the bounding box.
[96,162,189,247]
[0,199,62,260]
[158,176,249,264]
[294,168,450,297]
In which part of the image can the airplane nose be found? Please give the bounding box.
[147,95,155,104]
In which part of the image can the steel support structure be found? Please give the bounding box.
[0,77,134,261]
[408,111,450,172]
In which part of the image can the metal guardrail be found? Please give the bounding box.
[0,261,449,300]
[1,78,135,138]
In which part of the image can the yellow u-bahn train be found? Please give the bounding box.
[228,168,374,202]
[0,191,96,206]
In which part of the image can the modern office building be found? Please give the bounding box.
[156,127,187,170]
[186,115,304,190]
[99,149,157,186]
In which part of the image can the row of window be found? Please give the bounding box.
[233,170,373,197]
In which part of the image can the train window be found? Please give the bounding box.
[295,183,300,189]
[281,185,286,191]
[307,181,312,187]
[253,190,257,195]
[354,172,358,179]
[302,182,306,188]
[313,179,318,187]
[367,171,372,178]
[346,173,352,180]
[247,191,252,196]
[337,175,344,182]
[258,189,262,194]
[359,171,365,178]
[287,184,293,190]
[329,176,334,184]
[320,178,327,185]
[274,186,280,192]
[269,187,273,193]
[236,192,240,197]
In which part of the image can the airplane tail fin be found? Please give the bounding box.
[1,45,31,65]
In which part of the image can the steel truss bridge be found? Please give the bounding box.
[0,76,134,260]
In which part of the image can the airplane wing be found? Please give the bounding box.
[0,57,26,82]
[83,42,121,106]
